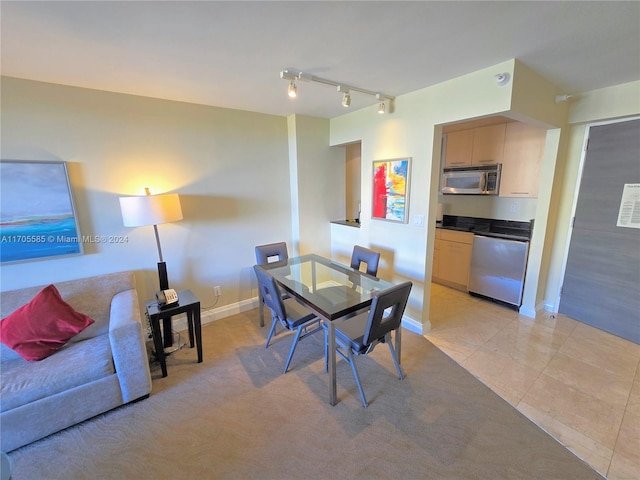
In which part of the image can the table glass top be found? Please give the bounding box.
[261,254,395,320]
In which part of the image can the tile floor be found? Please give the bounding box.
[425,283,640,479]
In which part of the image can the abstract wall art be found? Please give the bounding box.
[372,158,410,223]
[1,160,82,263]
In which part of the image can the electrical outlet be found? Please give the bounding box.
[214,286,222,297]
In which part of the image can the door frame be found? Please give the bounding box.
[554,115,640,312]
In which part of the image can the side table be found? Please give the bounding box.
[146,289,202,377]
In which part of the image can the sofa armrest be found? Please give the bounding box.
[109,289,152,402]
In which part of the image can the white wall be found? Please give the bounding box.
[0,77,293,313]
[329,59,580,331]
[330,60,520,332]
[287,115,344,258]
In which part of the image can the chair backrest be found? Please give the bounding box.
[255,242,289,265]
[253,265,286,321]
[363,281,412,347]
[350,245,380,277]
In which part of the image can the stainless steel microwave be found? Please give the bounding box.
[441,164,501,195]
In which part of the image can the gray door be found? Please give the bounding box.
[559,118,640,344]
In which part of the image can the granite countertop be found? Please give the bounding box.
[331,219,361,228]
[438,215,532,241]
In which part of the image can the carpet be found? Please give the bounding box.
[4,309,602,479]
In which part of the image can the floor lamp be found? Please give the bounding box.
[119,188,183,291]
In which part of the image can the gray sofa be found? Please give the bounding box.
[0,271,152,452]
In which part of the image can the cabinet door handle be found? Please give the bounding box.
[510,191,529,195]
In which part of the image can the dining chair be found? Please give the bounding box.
[255,242,289,327]
[325,281,412,407]
[253,265,323,373]
[350,245,380,277]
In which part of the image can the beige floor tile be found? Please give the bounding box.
[607,449,640,480]
[560,327,640,377]
[521,373,625,449]
[614,409,640,465]
[525,311,580,337]
[427,283,639,478]
[517,401,612,477]
[625,366,640,418]
[461,349,542,405]
[479,320,568,371]
[544,352,636,408]
[423,335,477,364]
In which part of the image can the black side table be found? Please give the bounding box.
[146,289,202,377]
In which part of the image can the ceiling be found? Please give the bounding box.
[1,1,639,119]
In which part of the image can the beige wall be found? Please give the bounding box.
[2,71,637,331]
[0,77,295,313]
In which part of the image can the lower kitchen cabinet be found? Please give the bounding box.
[432,229,473,291]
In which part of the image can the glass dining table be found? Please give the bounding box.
[262,253,399,405]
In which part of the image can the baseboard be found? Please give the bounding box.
[518,305,536,318]
[171,298,426,337]
[401,315,425,335]
[170,297,259,332]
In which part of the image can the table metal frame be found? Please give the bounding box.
[262,254,399,405]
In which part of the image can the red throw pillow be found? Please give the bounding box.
[0,284,95,361]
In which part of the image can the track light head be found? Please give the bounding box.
[554,94,575,104]
[288,80,297,98]
[378,101,386,114]
[342,92,351,108]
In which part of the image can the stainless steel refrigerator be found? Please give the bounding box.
[468,234,529,307]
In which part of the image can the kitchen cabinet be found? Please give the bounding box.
[444,129,474,167]
[471,124,505,165]
[499,122,546,198]
[432,229,473,291]
[432,228,441,277]
[444,124,505,168]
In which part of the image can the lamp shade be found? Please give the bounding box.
[119,193,183,227]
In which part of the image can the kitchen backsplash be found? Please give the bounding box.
[438,194,537,222]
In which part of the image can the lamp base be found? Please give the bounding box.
[157,261,172,348]
[158,261,169,291]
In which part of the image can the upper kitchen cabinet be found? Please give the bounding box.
[444,129,474,167]
[444,124,505,167]
[499,122,546,198]
[471,124,505,165]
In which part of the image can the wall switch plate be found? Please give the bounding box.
[509,204,517,213]
[413,215,425,226]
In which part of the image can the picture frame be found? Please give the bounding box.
[0,160,83,263]
[372,157,411,223]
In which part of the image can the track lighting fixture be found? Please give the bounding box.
[281,69,395,114]
[288,80,297,98]
[554,94,575,104]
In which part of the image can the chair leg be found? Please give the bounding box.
[386,332,405,380]
[265,316,278,349]
[259,293,265,327]
[347,349,368,408]
[324,326,329,373]
[283,325,304,373]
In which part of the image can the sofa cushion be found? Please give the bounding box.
[0,285,95,361]
[0,334,115,412]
